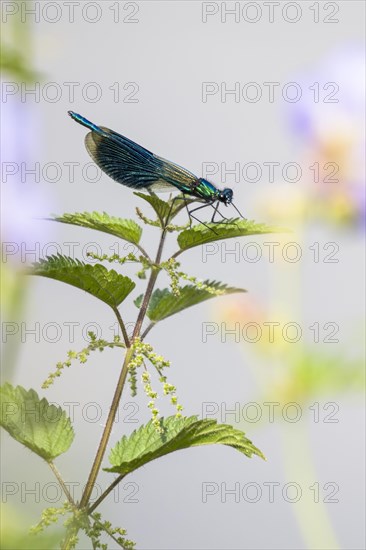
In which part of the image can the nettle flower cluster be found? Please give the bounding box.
[129,338,183,431]
[88,251,226,297]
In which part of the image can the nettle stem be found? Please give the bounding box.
[79,345,135,509]
[88,474,125,514]
[113,306,130,347]
[49,461,76,507]
[78,227,168,512]
[132,228,167,339]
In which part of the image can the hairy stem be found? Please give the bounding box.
[170,248,184,260]
[134,242,151,262]
[79,346,134,509]
[79,228,167,511]
[48,461,76,507]
[113,306,130,348]
[88,474,125,513]
[140,321,155,340]
[61,523,80,550]
[132,228,167,339]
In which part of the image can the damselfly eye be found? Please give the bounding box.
[221,188,233,204]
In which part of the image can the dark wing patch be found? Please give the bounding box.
[154,154,199,192]
[84,126,198,192]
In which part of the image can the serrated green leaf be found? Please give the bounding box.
[134,192,171,223]
[29,255,135,308]
[50,211,142,245]
[134,294,143,309]
[177,219,286,252]
[134,192,195,225]
[0,384,74,461]
[140,282,246,322]
[105,416,264,475]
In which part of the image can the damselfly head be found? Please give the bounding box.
[219,188,233,205]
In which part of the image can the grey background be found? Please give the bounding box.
[1,1,365,549]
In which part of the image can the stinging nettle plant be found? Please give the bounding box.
[1,192,282,549]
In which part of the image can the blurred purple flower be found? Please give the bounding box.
[285,44,365,226]
[287,44,365,143]
[1,80,53,261]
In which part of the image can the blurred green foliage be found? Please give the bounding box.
[1,0,40,81]
[0,505,61,549]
